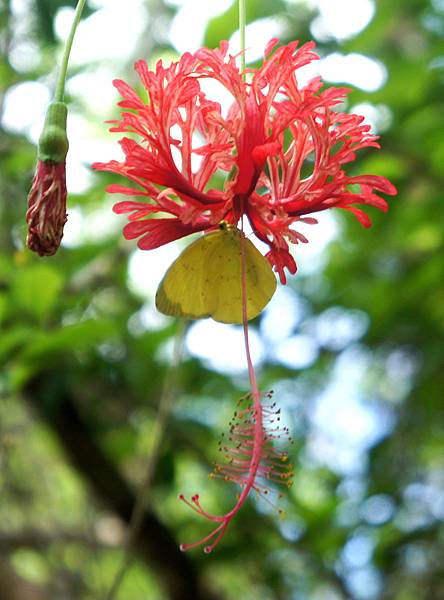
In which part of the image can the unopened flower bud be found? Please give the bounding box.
[26,102,69,256]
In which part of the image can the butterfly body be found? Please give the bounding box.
[155,227,276,324]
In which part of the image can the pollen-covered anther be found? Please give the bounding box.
[179,391,294,552]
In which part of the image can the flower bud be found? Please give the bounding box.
[26,102,69,256]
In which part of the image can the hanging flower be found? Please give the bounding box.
[93,39,396,283]
[26,102,69,256]
[92,39,398,554]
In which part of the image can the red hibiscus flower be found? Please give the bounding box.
[93,39,396,283]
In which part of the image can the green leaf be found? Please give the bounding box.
[11,264,64,321]
[20,318,119,360]
[0,293,6,324]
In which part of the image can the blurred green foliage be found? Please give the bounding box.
[0,0,443,599]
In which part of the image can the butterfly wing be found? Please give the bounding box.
[243,235,277,320]
[155,232,219,319]
[208,230,277,324]
[156,228,277,323]
[206,230,243,323]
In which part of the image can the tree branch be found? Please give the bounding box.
[24,372,220,600]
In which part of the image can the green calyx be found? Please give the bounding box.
[38,102,69,163]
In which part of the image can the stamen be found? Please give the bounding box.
[179,392,293,552]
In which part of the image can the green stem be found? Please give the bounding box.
[239,0,246,74]
[54,0,87,102]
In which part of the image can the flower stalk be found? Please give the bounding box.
[239,0,246,74]
[54,0,88,103]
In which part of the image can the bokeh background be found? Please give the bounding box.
[1,0,443,598]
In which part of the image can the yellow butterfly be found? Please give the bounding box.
[155,225,277,324]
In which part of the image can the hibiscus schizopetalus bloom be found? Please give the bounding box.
[93,39,396,553]
[93,38,396,283]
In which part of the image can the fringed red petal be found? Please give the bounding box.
[95,38,396,283]
[123,218,205,250]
